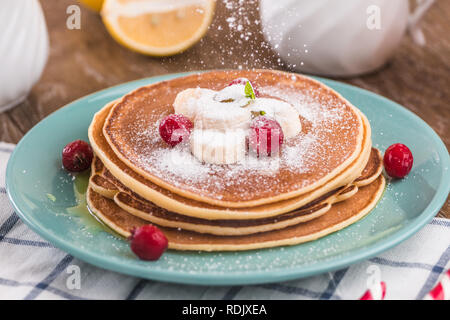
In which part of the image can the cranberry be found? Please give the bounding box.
[249,116,284,157]
[62,140,93,172]
[227,78,260,97]
[129,225,168,261]
[159,114,193,147]
[383,143,413,178]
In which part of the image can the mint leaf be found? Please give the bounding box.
[245,81,256,100]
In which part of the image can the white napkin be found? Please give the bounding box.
[0,142,448,300]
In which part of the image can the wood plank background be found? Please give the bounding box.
[1,0,448,217]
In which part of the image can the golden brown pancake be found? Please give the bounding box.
[354,148,383,187]
[89,102,372,220]
[113,190,333,236]
[92,147,381,200]
[102,70,365,207]
[89,157,341,235]
[90,174,118,198]
[334,185,359,202]
[88,147,381,235]
[86,175,385,251]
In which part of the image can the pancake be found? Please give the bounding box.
[102,70,365,207]
[88,147,381,235]
[354,148,383,187]
[89,102,372,220]
[90,174,118,199]
[334,184,359,202]
[86,175,385,251]
[89,157,341,236]
[92,147,382,201]
[113,190,333,236]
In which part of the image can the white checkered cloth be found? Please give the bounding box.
[0,142,449,300]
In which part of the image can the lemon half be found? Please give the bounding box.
[101,0,216,56]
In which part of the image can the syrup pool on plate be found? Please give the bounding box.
[67,170,119,236]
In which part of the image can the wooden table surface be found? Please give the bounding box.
[1,0,449,218]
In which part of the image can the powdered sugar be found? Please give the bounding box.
[132,90,346,193]
[107,71,361,201]
[261,85,344,125]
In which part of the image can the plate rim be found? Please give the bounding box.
[6,72,450,286]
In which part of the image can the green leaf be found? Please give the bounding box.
[244,81,256,100]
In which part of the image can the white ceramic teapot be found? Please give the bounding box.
[0,0,49,112]
[260,0,434,77]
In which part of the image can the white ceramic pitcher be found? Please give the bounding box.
[260,0,434,77]
[0,0,49,112]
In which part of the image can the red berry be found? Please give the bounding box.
[62,140,93,172]
[129,225,168,261]
[159,114,193,147]
[383,143,413,178]
[249,116,284,157]
[228,78,260,97]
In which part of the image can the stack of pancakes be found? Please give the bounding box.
[87,70,385,251]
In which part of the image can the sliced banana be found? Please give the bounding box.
[213,84,246,103]
[248,98,301,138]
[174,85,302,165]
[194,104,251,131]
[174,87,251,131]
[173,88,211,121]
[190,129,246,165]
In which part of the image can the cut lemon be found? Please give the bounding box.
[101,0,216,56]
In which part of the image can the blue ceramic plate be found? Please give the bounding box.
[6,72,450,285]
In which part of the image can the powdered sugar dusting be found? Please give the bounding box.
[111,73,359,201]
[262,85,344,125]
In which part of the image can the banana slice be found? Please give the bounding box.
[190,129,246,165]
[174,88,251,131]
[174,86,302,165]
[213,84,247,103]
[194,103,251,131]
[249,98,301,138]
[173,88,211,121]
